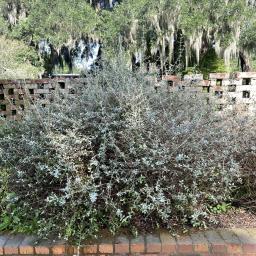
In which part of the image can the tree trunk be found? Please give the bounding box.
[239,51,252,72]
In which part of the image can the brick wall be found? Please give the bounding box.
[0,78,85,120]
[209,72,256,113]
[162,72,256,114]
[1,72,256,120]
[0,229,256,255]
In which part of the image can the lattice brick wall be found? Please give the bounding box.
[0,78,85,120]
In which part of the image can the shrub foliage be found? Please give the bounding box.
[0,61,252,241]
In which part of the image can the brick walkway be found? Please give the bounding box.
[0,228,256,255]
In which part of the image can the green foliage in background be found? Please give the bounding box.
[199,49,227,78]
[13,0,97,46]
[0,0,256,75]
[0,36,42,79]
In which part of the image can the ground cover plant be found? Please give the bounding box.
[0,59,255,243]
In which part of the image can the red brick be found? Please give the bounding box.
[211,243,227,253]
[232,228,253,243]
[146,234,161,253]
[72,245,81,255]
[19,236,37,255]
[193,254,211,256]
[4,235,24,255]
[82,244,98,254]
[65,245,74,255]
[195,254,213,256]
[140,254,164,256]
[0,230,254,256]
[35,238,57,255]
[159,232,176,253]
[218,229,242,254]
[243,244,256,253]
[244,229,256,253]
[204,230,227,254]
[114,235,129,254]
[232,228,256,254]
[130,235,145,253]
[52,244,66,255]
[34,240,51,255]
[194,243,209,253]
[0,236,8,255]
[99,239,113,254]
[177,235,193,253]
[35,246,50,255]
[191,232,209,253]
[226,243,242,254]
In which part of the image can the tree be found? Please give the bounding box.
[1,0,256,74]
[0,36,41,79]
[9,0,98,46]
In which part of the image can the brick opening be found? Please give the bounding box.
[216,79,222,86]
[20,104,25,111]
[0,94,4,100]
[29,89,34,95]
[168,81,174,87]
[39,94,46,99]
[11,99,16,105]
[8,88,14,95]
[243,90,250,98]
[215,91,223,98]
[202,86,210,93]
[69,88,75,94]
[12,109,17,116]
[228,85,236,92]
[0,104,6,111]
[58,82,66,89]
[242,78,251,85]
[0,84,4,90]
[18,94,24,100]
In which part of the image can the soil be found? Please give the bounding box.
[214,208,256,228]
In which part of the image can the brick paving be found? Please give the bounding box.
[0,229,256,255]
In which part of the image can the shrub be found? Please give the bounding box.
[0,60,245,241]
[233,118,256,211]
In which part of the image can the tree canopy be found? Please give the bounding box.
[1,0,256,74]
[0,36,41,79]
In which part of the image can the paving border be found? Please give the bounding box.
[0,229,256,255]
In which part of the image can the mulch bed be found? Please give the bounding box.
[215,208,256,228]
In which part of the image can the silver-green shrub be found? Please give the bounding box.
[0,60,244,241]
